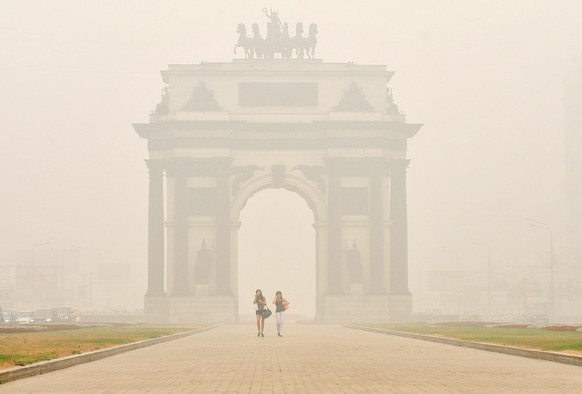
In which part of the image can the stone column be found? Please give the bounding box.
[215,163,232,296]
[369,172,385,294]
[146,160,166,296]
[172,163,190,296]
[389,160,411,295]
[327,168,343,295]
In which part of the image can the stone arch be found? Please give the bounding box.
[137,60,420,323]
[230,171,327,319]
[231,172,326,223]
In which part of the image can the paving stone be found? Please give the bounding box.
[2,323,582,393]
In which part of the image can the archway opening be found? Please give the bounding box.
[238,188,316,320]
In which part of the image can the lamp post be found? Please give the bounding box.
[527,218,554,321]
[30,237,53,309]
[443,248,460,318]
[471,238,491,319]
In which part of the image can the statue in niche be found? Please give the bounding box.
[344,240,362,284]
[193,239,213,284]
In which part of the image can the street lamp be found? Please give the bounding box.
[471,238,491,320]
[443,248,461,318]
[527,218,554,321]
[31,237,53,309]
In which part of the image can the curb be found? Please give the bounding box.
[0,325,216,384]
[346,325,582,368]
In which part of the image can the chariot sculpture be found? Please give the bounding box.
[234,9,318,60]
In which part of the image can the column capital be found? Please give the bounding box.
[166,157,232,177]
[388,159,410,171]
[145,159,167,173]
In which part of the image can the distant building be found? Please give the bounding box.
[564,61,582,256]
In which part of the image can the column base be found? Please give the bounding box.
[321,295,412,322]
[168,296,237,323]
[145,289,166,297]
[144,294,169,323]
[145,294,238,323]
[389,295,413,321]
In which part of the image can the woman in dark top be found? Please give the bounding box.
[253,289,266,337]
[272,291,289,337]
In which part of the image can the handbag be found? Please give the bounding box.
[262,307,272,319]
[283,302,290,311]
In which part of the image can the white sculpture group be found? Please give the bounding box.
[234,9,318,60]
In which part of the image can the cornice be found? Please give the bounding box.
[160,62,394,84]
[133,120,422,140]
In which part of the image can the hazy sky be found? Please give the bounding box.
[1,1,581,314]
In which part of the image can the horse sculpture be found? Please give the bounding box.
[305,23,318,59]
[281,23,292,59]
[293,23,305,59]
[234,23,253,59]
[251,23,265,59]
[234,13,319,60]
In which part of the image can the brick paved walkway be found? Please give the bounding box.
[2,323,582,393]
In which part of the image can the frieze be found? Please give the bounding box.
[181,83,224,112]
[231,165,263,193]
[293,165,327,194]
[333,83,374,112]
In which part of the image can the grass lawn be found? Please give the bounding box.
[0,324,203,369]
[367,323,582,355]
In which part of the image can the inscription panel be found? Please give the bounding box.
[239,83,318,106]
[340,187,369,215]
[189,187,218,216]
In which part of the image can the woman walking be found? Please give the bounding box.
[253,289,266,337]
[272,291,289,337]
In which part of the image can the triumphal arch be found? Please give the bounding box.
[134,13,421,323]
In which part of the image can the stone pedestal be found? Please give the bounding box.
[196,284,210,296]
[322,295,392,322]
[321,295,412,322]
[145,295,237,323]
[389,295,413,321]
[350,284,364,296]
[167,296,237,323]
[144,295,169,323]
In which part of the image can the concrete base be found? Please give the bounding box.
[195,284,210,296]
[388,295,413,321]
[144,295,170,323]
[322,295,391,323]
[144,295,237,323]
[349,283,364,296]
[145,294,412,323]
[321,295,412,322]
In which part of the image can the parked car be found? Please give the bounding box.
[15,310,33,324]
[1,310,17,324]
[52,307,79,322]
[523,314,550,324]
[30,309,58,323]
